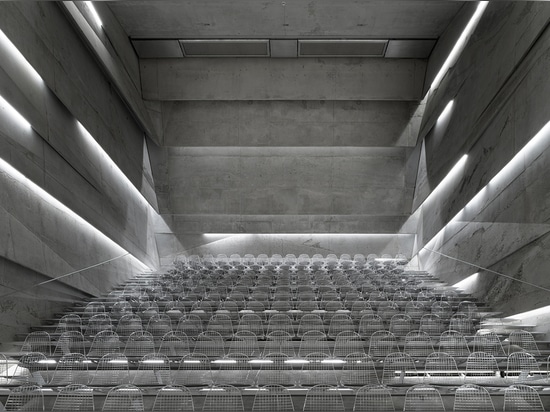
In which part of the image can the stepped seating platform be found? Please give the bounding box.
[2,253,549,411]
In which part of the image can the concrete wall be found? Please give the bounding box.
[0,2,159,346]
[408,2,550,318]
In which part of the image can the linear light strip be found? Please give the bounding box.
[0,156,150,271]
[0,28,43,85]
[84,1,103,27]
[430,1,489,91]
[202,233,413,237]
[0,93,31,130]
[419,118,550,264]
[420,153,468,208]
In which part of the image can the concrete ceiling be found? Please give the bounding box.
[106,0,465,39]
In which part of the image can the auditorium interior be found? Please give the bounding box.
[1,1,550,410]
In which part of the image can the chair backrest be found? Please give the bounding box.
[50,353,90,386]
[152,385,194,411]
[252,384,295,412]
[503,384,545,411]
[53,331,86,356]
[52,384,94,411]
[506,352,540,383]
[453,384,495,411]
[22,331,51,356]
[5,384,44,412]
[297,314,325,337]
[133,353,172,386]
[88,330,121,358]
[403,330,434,357]
[158,331,191,357]
[369,331,398,358]
[102,384,144,411]
[298,331,330,357]
[255,352,295,387]
[202,384,244,412]
[382,353,417,384]
[300,352,338,386]
[333,331,365,357]
[175,353,213,387]
[439,330,470,357]
[341,353,379,387]
[303,384,345,412]
[353,384,395,411]
[404,384,445,411]
[508,330,540,356]
[424,352,460,384]
[91,353,130,386]
[473,329,506,357]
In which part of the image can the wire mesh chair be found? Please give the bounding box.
[403,384,445,411]
[265,331,295,357]
[84,314,113,337]
[22,331,51,356]
[389,314,413,337]
[299,352,338,386]
[146,314,174,339]
[228,331,261,357]
[55,314,83,334]
[353,384,394,411]
[503,384,545,411]
[419,314,443,337]
[202,384,244,412]
[158,331,191,357]
[298,331,331,357]
[449,314,475,335]
[53,331,86,356]
[102,384,144,411]
[333,331,365,357]
[83,302,106,321]
[358,314,384,338]
[403,330,434,358]
[110,301,133,321]
[152,385,195,411]
[302,384,345,412]
[297,314,325,337]
[194,331,226,358]
[206,314,234,338]
[116,314,143,341]
[237,313,265,338]
[52,384,94,411]
[327,314,355,338]
[473,329,506,357]
[382,352,417,384]
[132,353,172,385]
[214,353,254,386]
[4,384,44,411]
[431,301,453,320]
[454,384,495,411]
[124,331,155,358]
[404,301,426,323]
[457,301,480,320]
[176,314,204,338]
[90,353,130,385]
[465,352,500,383]
[438,330,470,357]
[368,331,399,359]
[267,314,294,336]
[255,353,296,387]
[174,353,213,386]
[506,352,541,383]
[49,353,90,385]
[378,301,400,326]
[88,330,121,358]
[424,352,462,384]
[252,384,295,411]
[13,352,50,386]
[340,353,379,386]
[507,330,541,356]
[351,301,374,322]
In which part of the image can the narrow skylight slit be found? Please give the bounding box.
[85,1,103,27]
[0,28,43,84]
[0,93,31,130]
[430,1,489,91]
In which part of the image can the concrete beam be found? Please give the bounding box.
[141,57,426,101]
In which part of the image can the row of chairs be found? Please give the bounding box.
[3,382,545,411]
[10,350,549,388]
[22,328,538,360]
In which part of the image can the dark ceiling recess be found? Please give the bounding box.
[131,38,436,59]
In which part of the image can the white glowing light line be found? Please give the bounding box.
[85,1,103,27]
[0,157,150,271]
[452,272,479,291]
[420,119,550,256]
[0,93,31,130]
[77,122,150,208]
[0,28,43,84]
[506,305,550,320]
[430,2,489,91]
[437,100,454,124]
[421,154,468,207]
[202,233,412,237]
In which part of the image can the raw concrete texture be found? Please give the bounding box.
[409,2,550,318]
[162,100,421,147]
[141,57,426,101]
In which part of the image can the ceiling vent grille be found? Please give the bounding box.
[180,40,270,57]
[298,40,387,57]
